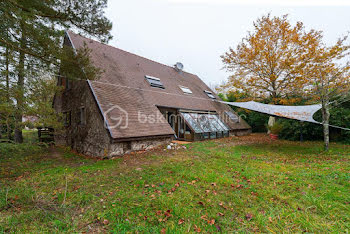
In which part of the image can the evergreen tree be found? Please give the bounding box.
[0,0,112,142]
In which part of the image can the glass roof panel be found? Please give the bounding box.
[181,113,230,134]
[194,114,213,132]
[211,115,230,131]
[207,115,223,131]
[182,113,203,133]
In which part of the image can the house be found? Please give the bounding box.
[53,31,251,158]
[22,116,38,130]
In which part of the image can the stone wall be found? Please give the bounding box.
[230,129,252,137]
[54,80,111,157]
[54,79,173,158]
[108,136,173,158]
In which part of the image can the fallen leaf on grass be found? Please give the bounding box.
[219,202,229,210]
[245,213,253,221]
[164,210,172,217]
[178,219,185,225]
[208,219,215,225]
[188,180,197,185]
[194,225,201,232]
[15,175,24,181]
[218,212,224,216]
[156,210,162,215]
[103,219,109,225]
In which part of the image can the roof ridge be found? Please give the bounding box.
[67,31,199,78]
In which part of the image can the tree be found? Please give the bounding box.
[306,38,350,150]
[0,9,15,140]
[221,14,322,104]
[27,74,64,131]
[221,14,350,150]
[0,0,112,142]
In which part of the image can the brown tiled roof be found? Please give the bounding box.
[67,31,250,139]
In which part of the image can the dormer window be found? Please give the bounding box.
[179,86,192,94]
[204,90,215,99]
[145,75,164,89]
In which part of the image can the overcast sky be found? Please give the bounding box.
[104,0,350,87]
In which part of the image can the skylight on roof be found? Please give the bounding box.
[204,90,216,99]
[225,111,239,122]
[145,75,164,89]
[179,86,192,94]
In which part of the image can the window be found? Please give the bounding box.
[217,131,223,138]
[204,90,216,99]
[225,111,239,123]
[145,75,164,89]
[223,131,229,137]
[78,107,86,125]
[63,111,71,127]
[179,86,192,94]
[202,132,209,139]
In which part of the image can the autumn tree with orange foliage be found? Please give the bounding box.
[221,14,350,150]
[305,38,350,150]
[221,14,322,104]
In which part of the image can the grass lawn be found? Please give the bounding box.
[0,134,349,232]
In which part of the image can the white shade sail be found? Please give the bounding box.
[220,100,350,131]
[220,101,322,123]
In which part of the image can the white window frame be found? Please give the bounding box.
[179,85,192,94]
[145,75,164,89]
[204,90,216,99]
[145,75,161,81]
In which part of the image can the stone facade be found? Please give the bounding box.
[230,129,252,137]
[54,80,111,157]
[53,80,173,158]
[108,137,173,158]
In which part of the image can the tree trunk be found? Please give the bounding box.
[267,116,276,134]
[14,23,26,143]
[321,101,330,151]
[268,92,277,134]
[5,45,11,140]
